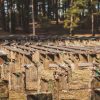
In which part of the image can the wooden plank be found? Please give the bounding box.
[4,46,31,55]
[29,45,60,54]
[78,62,93,67]
[41,45,84,54]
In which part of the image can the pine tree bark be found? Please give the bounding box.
[34,0,38,20]
[42,0,46,16]
[55,0,58,24]
[70,0,73,36]
[23,0,30,33]
[1,1,6,31]
[91,0,94,36]
[47,0,52,19]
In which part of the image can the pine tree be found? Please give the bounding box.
[64,0,87,35]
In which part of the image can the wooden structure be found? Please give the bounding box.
[0,39,100,100]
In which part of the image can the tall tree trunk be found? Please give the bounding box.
[91,14,94,36]
[32,0,35,35]
[6,0,9,32]
[23,0,30,33]
[34,0,38,20]
[70,15,73,35]
[55,0,58,24]
[9,0,16,33]
[91,0,94,36]
[97,0,100,12]
[47,0,51,19]
[42,0,46,16]
[1,0,6,31]
[70,0,73,36]
[9,0,12,33]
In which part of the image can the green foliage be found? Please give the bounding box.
[64,16,80,30]
[64,0,87,34]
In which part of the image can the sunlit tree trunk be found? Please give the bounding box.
[70,0,73,35]
[70,15,73,35]
[91,14,94,36]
